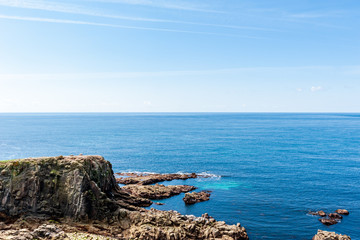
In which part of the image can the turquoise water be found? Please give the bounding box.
[0,113,359,239]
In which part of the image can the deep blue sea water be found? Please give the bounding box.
[0,113,359,240]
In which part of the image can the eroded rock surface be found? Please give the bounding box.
[116,172,199,185]
[183,191,211,205]
[312,230,351,240]
[122,184,197,199]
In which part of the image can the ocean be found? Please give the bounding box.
[0,113,359,239]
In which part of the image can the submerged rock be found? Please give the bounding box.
[122,184,196,199]
[183,191,211,204]
[116,172,199,185]
[335,209,349,215]
[312,230,351,240]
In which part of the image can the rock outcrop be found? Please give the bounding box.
[312,230,351,240]
[0,156,248,240]
[122,184,197,199]
[0,155,151,222]
[183,191,211,204]
[116,172,199,185]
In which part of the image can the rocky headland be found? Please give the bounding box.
[0,155,248,239]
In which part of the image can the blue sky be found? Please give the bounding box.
[0,0,359,112]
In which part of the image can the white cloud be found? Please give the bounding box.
[143,100,152,106]
[310,86,323,92]
[296,88,303,92]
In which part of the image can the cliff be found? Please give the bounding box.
[0,155,248,240]
[0,155,150,222]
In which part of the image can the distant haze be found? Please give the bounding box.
[0,0,359,112]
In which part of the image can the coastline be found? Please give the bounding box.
[0,155,249,239]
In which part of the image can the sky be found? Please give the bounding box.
[0,0,359,112]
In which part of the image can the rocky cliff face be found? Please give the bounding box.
[0,155,150,221]
[0,155,249,240]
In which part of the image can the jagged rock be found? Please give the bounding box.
[312,230,351,240]
[319,218,339,226]
[335,209,349,215]
[116,172,199,185]
[122,184,196,199]
[183,191,211,204]
[329,213,343,220]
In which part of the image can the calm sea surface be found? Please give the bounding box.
[0,113,359,239]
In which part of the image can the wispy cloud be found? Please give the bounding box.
[0,0,167,22]
[289,10,344,19]
[87,0,222,13]
[0,65,357,81]
[0,14,261,38]
[0,0,277,32]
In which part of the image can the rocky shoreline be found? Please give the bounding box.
[0,155,248,239]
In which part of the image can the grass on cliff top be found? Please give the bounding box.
[0,159,19,164]
[0,157,52,166]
